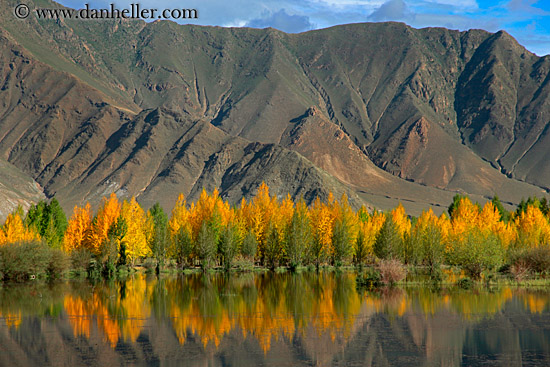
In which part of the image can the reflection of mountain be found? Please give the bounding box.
[1,275,550,366]
[2,0,550,217]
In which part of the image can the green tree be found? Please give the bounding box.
[373,215,402,261]
[219,222,240,271]
[491,195,510,222]
[102,215,127,277]
[197,221,217,270]
[172,227,194,268]
[414,223,444,273]
[284,207,312,271]
[25,199,67,248]
[241,230,258,261]
[353,230,369,268]
[308,234,326,270]
[331,216,352,267]
[264,222,280,270]
[148,203,169,273]
[516,196,546,217]
[447,229,504,279]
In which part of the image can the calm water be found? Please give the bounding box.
[1,272,550,366]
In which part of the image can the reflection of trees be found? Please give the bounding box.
[0,282,70,329]
[3,273,550,365]
[64,276,152,347]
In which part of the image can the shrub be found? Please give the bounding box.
[522,246,550,274]
[0,241,52,281]
[47,248,70,278]
[377,259,406,286]
[509,261,531,281]
[356,267,382,289]
[457,277,474,290]
[509,246,550,276]
[70,248,93,271]
[142,257,158,273]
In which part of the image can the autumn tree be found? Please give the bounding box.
[514,204,550,249]
[63,203,92,253]
[121,197,150,266]
[0,212,38,245]
[308,197,334,269]
[168,194,193,266]
[85,193,121,255]
[245,183,278,261]
[446,198,506,278]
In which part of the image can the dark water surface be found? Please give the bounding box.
[1,272,550,366]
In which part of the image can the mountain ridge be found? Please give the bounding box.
[0,0,548,217]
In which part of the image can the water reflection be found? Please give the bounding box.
[1,273,550,366]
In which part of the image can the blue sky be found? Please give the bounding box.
[56,0,550,56]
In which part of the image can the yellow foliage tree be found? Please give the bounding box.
[244,182,278,258]
[515,205,550,248]
[309,197,334,265]
[169,194,190,238]
[188,188,232,241]
[63,203,92,253]
[391,203,411,240]
[0,212,38,245]
[479,202,515,250]
[121,197,150,265]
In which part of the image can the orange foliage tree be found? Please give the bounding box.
[84,193,121,255]
[63,203,93,253]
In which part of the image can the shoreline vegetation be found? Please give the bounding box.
[0,183,549,287]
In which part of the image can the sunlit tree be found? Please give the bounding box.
[63,203,92,253]
[84,193,121,255]
[121,197,150,265]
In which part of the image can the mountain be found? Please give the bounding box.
[0,0,548,215]
[0,159,45,219]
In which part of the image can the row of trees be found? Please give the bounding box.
[1,183,550,277]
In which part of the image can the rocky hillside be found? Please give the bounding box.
[0,0,548,215]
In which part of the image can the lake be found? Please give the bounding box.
[1,272,550,366]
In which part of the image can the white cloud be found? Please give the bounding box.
[368,0,412,21]
[246,9,315,32]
